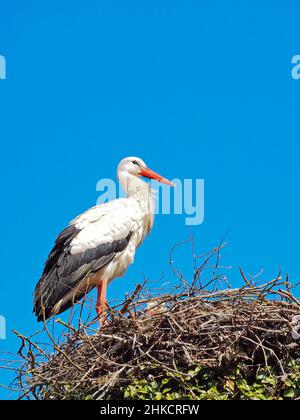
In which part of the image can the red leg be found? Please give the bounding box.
[96,279,108,327]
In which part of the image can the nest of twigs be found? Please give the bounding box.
[7,244,300,399]
[12,277,300,399]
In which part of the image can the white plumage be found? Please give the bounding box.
[34,156,174,324]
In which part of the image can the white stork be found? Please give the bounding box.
[34,157,174,324]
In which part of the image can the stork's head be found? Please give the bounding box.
[117,156,175,186]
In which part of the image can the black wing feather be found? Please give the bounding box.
[34,225,132,321]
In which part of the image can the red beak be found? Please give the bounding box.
[140,167,175,186]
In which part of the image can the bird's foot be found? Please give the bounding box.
[96,302,108,328]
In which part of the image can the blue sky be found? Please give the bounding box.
[1,1,300,398]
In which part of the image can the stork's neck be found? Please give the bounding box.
[119,171,152,198]
[118,171,155,211]
[118,171,156,239]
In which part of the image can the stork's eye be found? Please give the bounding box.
[132,160,140,166]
